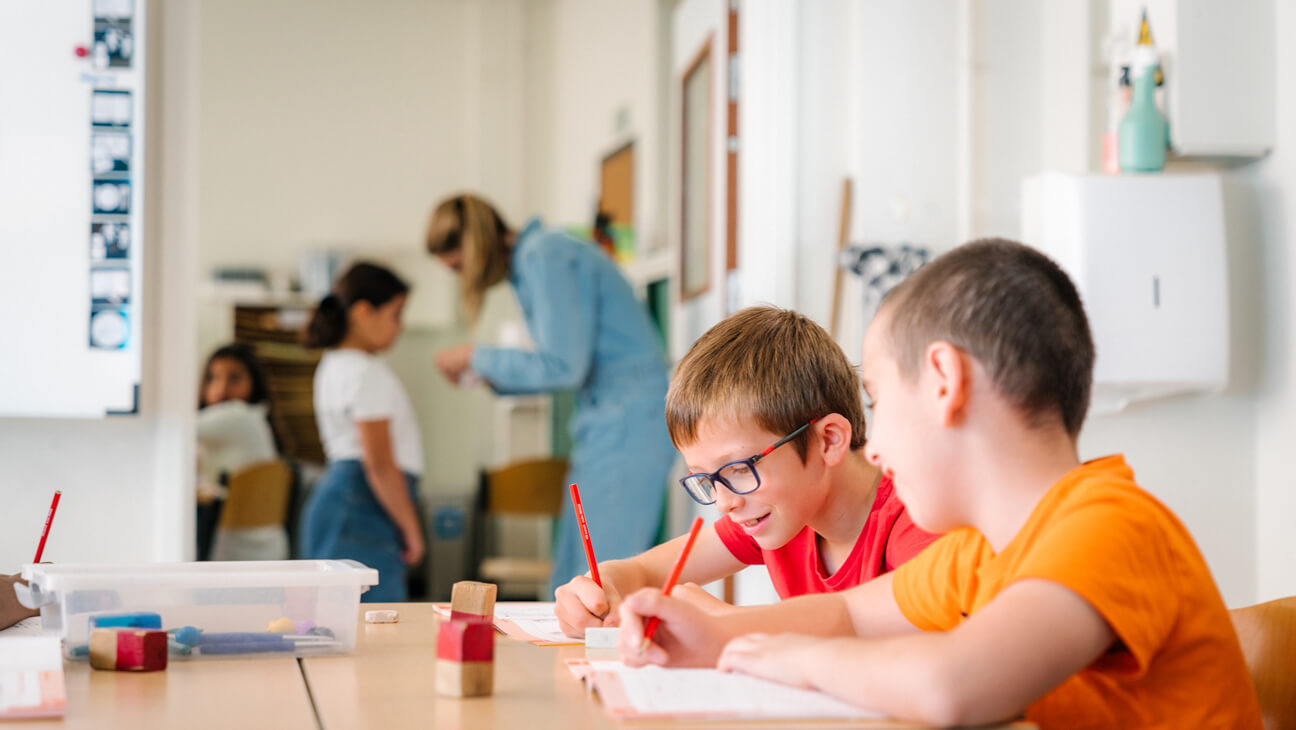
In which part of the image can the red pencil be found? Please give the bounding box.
[33,490,62,563]
[638,516,705,653]
[569,483,602,587]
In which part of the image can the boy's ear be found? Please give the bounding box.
[925,341,969,428]
[815,413,853,467]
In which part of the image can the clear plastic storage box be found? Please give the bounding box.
[19,560,378,660]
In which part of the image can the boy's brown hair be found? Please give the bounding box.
[882,237,1095,437]
[667,306,867,460]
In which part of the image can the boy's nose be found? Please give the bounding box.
[714,486,743,514]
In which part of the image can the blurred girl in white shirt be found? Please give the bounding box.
[300,263,425,602]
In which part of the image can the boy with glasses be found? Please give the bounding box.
[615,240,1261,728]
[555,306,936,638]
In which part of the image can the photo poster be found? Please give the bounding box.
[0,0,145,417]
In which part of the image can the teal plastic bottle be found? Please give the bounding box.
[1118,62,1169,172]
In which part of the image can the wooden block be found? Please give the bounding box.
[437,619,493,662]
[435,659,493,697]
[89,628,168,671]
[450,581,497,621]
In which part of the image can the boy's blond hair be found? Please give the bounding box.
[667,306,867,459]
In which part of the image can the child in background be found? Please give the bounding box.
[196,344,283,560]
[300,263,425,602]
[555,306,935,638]
[196,344,278,500]
[616,240,1261,728]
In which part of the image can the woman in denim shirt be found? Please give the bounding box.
[427,193,675,593]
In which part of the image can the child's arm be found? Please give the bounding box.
[356,420,424,565]
[718,579,1115,726]
[555,527,744,637]
[1,574,39,630]
[616,572,915,667]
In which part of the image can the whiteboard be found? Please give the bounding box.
[0,0,146,417]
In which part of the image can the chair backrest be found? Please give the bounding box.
[220,460,293,530]
[1231,595,1296,730]
[482,458,568,517]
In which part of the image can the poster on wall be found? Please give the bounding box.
[0,0,146,416]
[90,306,130,350]
[90,222,130,261]
[90,90,131,127]
[92,179,131,215]
[91,132,130,174]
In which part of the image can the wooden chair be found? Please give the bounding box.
[476,458,568,599]
[220,460,294,531]
[1231,595,1296,730]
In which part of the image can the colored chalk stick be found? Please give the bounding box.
[266,617,295,633]
[89,628,168,671]
[450,581,497,621]
[365,610,399,624]
[91,612,163,630]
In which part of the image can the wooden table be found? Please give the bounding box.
[6,654,315,729]
[301,603,1036,730]
[9,603,1034,728]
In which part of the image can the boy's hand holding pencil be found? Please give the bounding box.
[616,586,731,668]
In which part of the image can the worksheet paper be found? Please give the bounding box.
[0,636,66,719]
[582,661,884,721]
[434,602,581,645]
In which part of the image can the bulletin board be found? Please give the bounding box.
[0,0,146,417]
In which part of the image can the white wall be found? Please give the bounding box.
[0,0,200,567]
[522,0,664,247]
[1250,0,1296,603]
[198,0,528,276]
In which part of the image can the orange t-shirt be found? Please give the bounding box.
[892,455,1261,730]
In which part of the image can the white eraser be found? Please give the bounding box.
[365,609,399,624]
[584,626,620,649]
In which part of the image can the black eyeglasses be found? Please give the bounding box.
[679,420,817,505]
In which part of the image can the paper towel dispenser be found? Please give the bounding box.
[1021,172,1228,413]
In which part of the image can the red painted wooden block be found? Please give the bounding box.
[89,628,168,671]
[436,619,493,662]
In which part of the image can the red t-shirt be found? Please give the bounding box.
[713,475,937,598]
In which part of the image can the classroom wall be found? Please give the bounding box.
[520,0,665,249]
[1250,0,1296,604]
[0,0,201,567]
[197,0,528,275]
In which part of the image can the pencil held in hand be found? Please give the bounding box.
[569,482,602,587]
[639,516,705,654]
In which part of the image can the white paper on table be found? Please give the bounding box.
[436,602,582,645]
[590,664,883,720]
[0,617,42,637]
[0,636,66,718]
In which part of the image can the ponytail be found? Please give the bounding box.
[301,263,410,349]
[302,294,348,349]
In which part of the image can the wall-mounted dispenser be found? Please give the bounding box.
[1021,172,1228,414]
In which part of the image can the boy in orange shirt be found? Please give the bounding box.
[555,306,935,638]
[617,239,1261,728]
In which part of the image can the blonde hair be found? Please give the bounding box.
[666,306,867,460]
[425,193,513,323]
